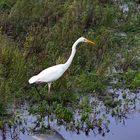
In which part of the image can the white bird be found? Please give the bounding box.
[28,37,95,94]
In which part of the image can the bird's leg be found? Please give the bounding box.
[47,83,52,129]
[48,83,51,94]
[47,114,50,129]
[48,83,52,106]
[13,92,16,117]
[34,85,43,100]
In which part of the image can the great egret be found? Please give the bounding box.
[28,37,95,94]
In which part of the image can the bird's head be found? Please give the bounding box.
[78,37,95,45]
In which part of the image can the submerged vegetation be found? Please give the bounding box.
[0,0,140,139]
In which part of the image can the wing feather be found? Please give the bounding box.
[37,64,64,83]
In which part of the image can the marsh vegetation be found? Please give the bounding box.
[0,0,140,139]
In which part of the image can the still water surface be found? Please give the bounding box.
[1,89,140,140]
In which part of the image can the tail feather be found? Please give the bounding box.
[28,76,38,84]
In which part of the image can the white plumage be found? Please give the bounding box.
[29,64,65,84]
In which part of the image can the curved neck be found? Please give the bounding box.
[63,40,80,71]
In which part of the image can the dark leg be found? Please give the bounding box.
[34,85,43,100]
[47,114,50,129]
[47,83,52,129]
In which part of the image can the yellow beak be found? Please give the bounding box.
[86,39,95,45]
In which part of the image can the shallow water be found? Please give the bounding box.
[0,89,140,140]
[57,111,140,140]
